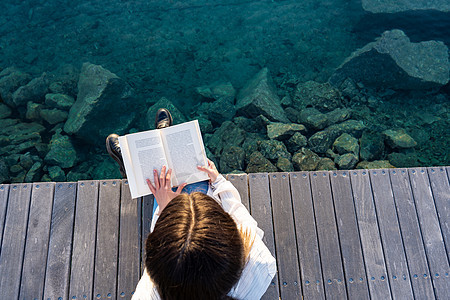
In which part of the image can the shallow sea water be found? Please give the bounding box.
[0,0,448,183]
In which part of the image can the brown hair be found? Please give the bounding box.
[145,192,252,300]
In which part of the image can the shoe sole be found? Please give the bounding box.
[155,108,173,128]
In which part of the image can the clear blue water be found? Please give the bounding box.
[0,0,448,183]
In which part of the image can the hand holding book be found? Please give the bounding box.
[146,166,187,212]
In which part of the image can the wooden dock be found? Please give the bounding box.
[0,167,448,299]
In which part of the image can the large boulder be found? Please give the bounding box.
[236,68,289,122]
[362,0,450,13]
[64,63,137,144]
[329,30,449,90]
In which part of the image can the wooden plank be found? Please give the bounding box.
[69,180,99,300]
[408,168,449,299]
[0,184,9,255]
[427,167,449,258]
[310,171,347,299]
[141,194,154,273]
[227,174,250,211]
[0,183,32,299]
[389,169,436,299]
[43,182,77,300]
[350,170,392,299]
[290,172,325,299]
[117,180,141,299]
[93,180,121,300]
[329,171,369,299]
[19,183,55,300]
[369,170,414,299]
[269,172,302,299]
[248,173,280,300]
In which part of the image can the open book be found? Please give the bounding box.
[118,120,210,198]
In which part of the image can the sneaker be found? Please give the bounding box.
[155,108,173,129]
[106,133,127,178]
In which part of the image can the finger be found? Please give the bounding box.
[146,178,156,194]
[197,165,211,174]
[160,166,166,187]
[153,169,160,189]
[175,183,187,194]
[165,169,172,189]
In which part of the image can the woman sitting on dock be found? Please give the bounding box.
[106,109,276,300]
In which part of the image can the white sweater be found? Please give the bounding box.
[132,175,277,300]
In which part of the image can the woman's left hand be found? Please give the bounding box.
[146,166,187,212]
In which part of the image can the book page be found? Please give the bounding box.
[161,120,209,186]
[120,130,168,197]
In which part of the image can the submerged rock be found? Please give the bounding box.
[26,102,43,121]
[276,157,294,172]
[196,81,236,103]
[335,153,359,170]
[64,63,137,144]
[0,67,31,106]
[294,81,344,112]
[259,139,291,161]
[383,128,417,149]
[332,133,360,156]
[330,30,449,89]
[299,107,351,130]
[25,161,43,182]
[220,146,245,173]
[207,121,246,156]
[292,148,320,171]
[267,122,306,140]
[12,73,49,107]
[236,68,289,122]
[245,151,277,173]
[308,120,365,154]
[45,93,75,110]
[359,131,385,161]
[0,119,45,156]
[286,132,308,153]
[0,103,12,119]
[356,160,395,169]
[388,152,419,167]
[48,165,66,181]
[40,108,68,124]
[317,158,337,171]
[0,160,10,183]
[362,0,450,13]
[45,129,77,168]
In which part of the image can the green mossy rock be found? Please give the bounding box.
[45,130,77,168]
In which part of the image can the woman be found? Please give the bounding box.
[132,160,276,300]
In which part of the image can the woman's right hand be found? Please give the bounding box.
[197,159,219,183]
